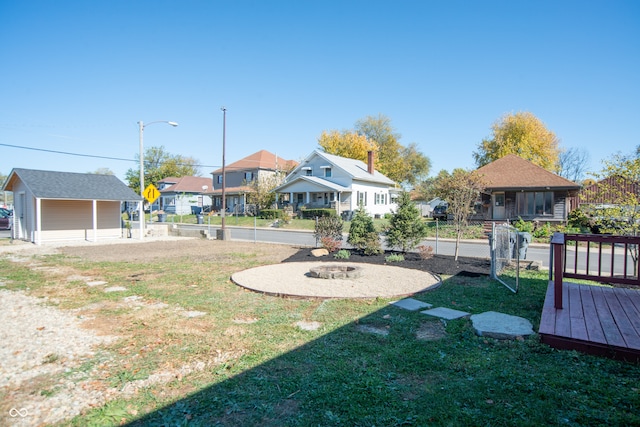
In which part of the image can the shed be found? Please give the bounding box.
[1,168,141,244]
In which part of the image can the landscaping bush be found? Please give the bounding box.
[300,208,336,219]
[320,236,342,253]
[347,205,382,255]
[259,209,284,220]
[314,216,344,250]
[333,249,351,259]
[385,253,405,262]
[513,217,534,233]
[385,191,428,252]
[417,245,434,260]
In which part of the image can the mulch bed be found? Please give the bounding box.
[282,248,491,277]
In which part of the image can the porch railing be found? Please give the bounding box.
[550,232,640,308]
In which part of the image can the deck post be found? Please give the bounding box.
[551,232,565,309]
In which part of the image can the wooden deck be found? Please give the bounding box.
[539,280,640,362]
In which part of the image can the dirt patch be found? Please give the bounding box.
[57,239,300,264]
[416,320,447,341]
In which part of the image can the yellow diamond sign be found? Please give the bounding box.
[143,184,160,204]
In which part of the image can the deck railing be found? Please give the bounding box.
[550,232,640,308]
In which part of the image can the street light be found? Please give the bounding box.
[138,120,178,239]
[220,107,227,235]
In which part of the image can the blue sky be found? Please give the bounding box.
[1,1,638,184]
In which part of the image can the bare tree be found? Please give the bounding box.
[558,147,590,183]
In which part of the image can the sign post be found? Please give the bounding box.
[144,184,160,225]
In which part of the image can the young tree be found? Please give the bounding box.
[313,215,344,252]
[583,147,640,268]
[385,191,428,253]
[125,146,200,194]
[432,169,485,260]
[347,204,382,255]
[246,173,286,213]
[473,112,560,172]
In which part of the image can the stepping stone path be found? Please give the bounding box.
[470,311,534,340]
[390,298,432,311]
[421,307,470,320]
[391,297,532,340]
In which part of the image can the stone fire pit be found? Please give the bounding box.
[309,264,363,279]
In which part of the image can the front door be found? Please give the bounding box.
[493,192,505,220]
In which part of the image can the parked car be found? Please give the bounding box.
[0,211,11,230]
[432,204,449,221]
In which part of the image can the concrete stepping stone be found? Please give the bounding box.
[295,321,321,331]
[420,307,470,320]
[104,286,127,293]
[182,310,206,318]
[86,281,107,287]
[470,311,534,340]
[390,298,433,311]
[356,324,389,336]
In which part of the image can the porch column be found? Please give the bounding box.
[35,197,42,245]
[92,199,98,242]
[306,192,310,204]
[334,191,340,216]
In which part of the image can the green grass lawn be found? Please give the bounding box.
[1,246,638,426]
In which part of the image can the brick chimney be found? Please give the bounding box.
[367,151,375,174]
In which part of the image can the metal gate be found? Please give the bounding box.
[490,222,520,293]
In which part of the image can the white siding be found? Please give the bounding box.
[39,200,122,242]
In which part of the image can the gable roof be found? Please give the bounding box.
[158,176,212,193]
[2,168,141,201]
[211,150,297,174]
[295,150,396,185]
[276,175,351,193]
[475,154,580,191]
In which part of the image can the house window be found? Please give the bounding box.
[375,193,387,205]
[324,167,332,178]
[217,175,223,184]
[302,167,312,176]
[516,191,553,216]
[357,191,367,206]
[244,172,253,181]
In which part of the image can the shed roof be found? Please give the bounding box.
[2,168,141,201]
[475,154,580,191]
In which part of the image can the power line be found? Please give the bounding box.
[0,142,220,169]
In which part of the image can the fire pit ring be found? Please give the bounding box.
[309,264,363,280]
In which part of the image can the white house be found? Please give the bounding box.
[274,150,399,218]
[1,168,140,244]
